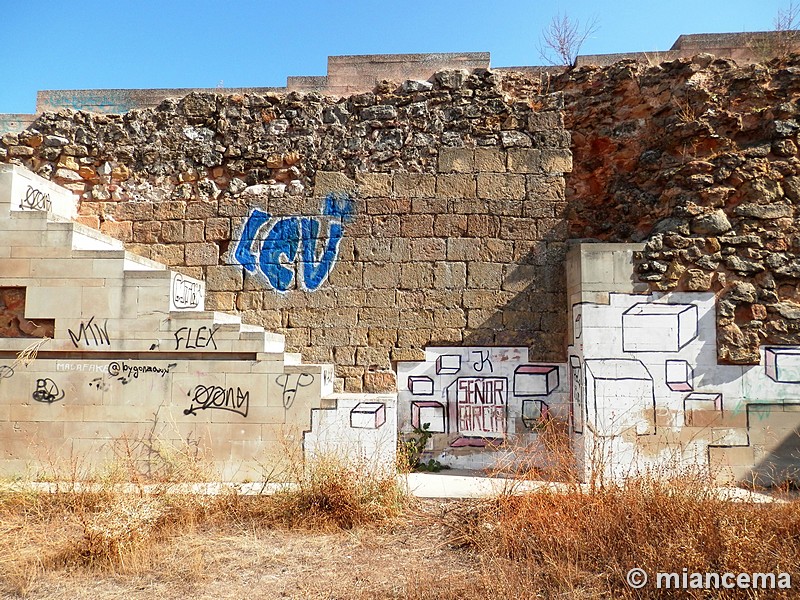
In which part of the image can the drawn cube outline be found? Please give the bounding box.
[665,359,694,392]
[521,399,550,429]
[683,392,723,427]
[435,353,461,375]
[765,347,800,383]
[408,375,434,395]
[350,402,387,429]
[513,364,559,397]
[622,303,698,352]
[411,400,447,433]
[585,358,656,437]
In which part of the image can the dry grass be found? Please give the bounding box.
[2,428,799,599]
[0,451,406,597]
[450,477,800,599]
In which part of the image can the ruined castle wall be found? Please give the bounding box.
[0,71,571,393]
[545,55,800,363]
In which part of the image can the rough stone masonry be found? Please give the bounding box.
[0,70,571,392]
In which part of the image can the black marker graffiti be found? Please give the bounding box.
[0,365,14,380]
[108,361,177,383]
[172,273,202,309]
[472,350,494,373]
[20,185,51,211]
[68,316,110,348]
[276,373,314,409]
[88,377,110,391]
[183,385,249,417]
[32,378,64,403]
[174,326,218,350]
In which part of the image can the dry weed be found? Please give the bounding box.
[451,477,800,598]
[0,445,406,596]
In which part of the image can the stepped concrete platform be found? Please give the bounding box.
[0,164,396,480]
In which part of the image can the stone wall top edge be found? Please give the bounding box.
[37,87,289,97]
[671,30,774,50]
[328,51,491,64]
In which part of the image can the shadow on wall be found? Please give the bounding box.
[461,228,567,363]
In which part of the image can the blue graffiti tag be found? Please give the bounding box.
[233,193,354,292]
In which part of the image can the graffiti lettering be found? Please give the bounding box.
[471,350,493,373]
[174,326,218,350]
[233,193,354,292]
[172,273,202,309]
[20,185,51,211]
[276,373,314,409]
[57,362,108,373]
[0,365,14,380]
[184,385,249,417]
[108,361,177,382]
[68,316,110,348]
[32,378,64,403]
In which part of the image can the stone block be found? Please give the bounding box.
[434,214,468,237]
[185,242,219,266]
[400,262,434,289]
[206,265,244,291]
[433,261,467,289]
[467,261,504,289]
[467,215,500,237]
[438,147,474,173]
[153,201,187,220]
[314,171,356,196]
[411,197,449,214]
[394,173,435,198]
[436,174,476,198]
[474,147,505,172]
[500,217,537,240]
[160,220,185,243]
[409,238,446,261]
[151,243,185,266]
[541,149,573,173]
[100,220,132,242]
[400,214,434,237]
[371,214,400,237]
[184,220,205,242]
[366,198,411,215]
[236,291,263,311]
[327,261,363,287]
[186,200,218,219]
[133,221,161,243]
[362,262,400,289]
[204,291,235,310]
[357,173,392,197]
[205,217,230,241]
[527,111,564,131]
[477,173,525,200]
[353,238,393,262]
[446,238,483,261]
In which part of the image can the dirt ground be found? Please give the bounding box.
[2,499,497,600]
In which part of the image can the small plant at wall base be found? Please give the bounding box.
[399,424,449,473]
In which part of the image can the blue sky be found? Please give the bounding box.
[1,0,790,114]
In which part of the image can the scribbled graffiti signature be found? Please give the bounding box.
[184,385,250,417]
[32,378,64,403]
[233,192,354,292]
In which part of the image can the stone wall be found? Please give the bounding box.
[547,54,800,364]
[0,71,571,393]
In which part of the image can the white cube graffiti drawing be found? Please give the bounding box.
[622,302,698,352]
[397,347,568,469]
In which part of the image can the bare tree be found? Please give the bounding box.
[538,12,599,66]
[774,0,800,57]
[749,1,800,61]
